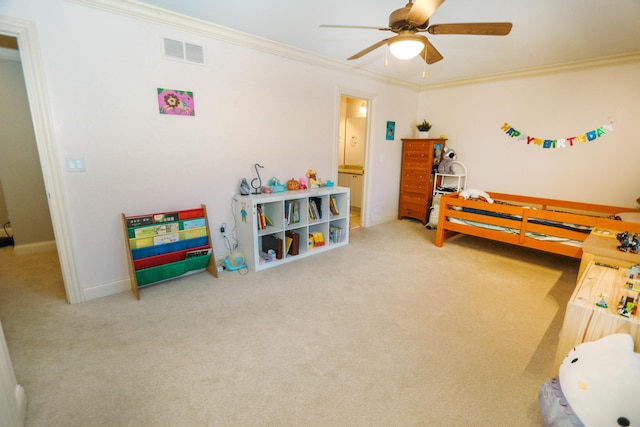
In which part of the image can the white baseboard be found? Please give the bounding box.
[82,278,130,301]
[12,240,56,256]
[16,384,26,426]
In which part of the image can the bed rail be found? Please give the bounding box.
[435,192,640,258]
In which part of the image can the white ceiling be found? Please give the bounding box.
[136,0,640,86]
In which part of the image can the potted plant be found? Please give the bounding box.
[416,120,432,138]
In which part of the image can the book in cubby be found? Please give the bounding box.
[122,204,217,299]
[308,196,324,221]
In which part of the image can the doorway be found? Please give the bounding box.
[0,20,82,303]
[337,95,369,229]
[0,40,55,255]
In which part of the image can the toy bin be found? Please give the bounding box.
[135,254,211,287]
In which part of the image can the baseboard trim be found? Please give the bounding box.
[16,383,26,426]
[83,278,130,301]
[12,240,56,256]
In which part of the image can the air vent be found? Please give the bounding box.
[163,38,184,60]
[185,43,204,64]
[163,38,204,64]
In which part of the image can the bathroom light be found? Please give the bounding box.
[389,38,424,60]
[359,102,367,115]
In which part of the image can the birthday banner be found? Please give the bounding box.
[501,122,613,149]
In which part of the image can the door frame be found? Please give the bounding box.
[1,16,83,304]
[335,88,374,228]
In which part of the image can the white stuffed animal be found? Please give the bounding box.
[558,333,640,426]
[458,188,494,204]
[438,147,457,174]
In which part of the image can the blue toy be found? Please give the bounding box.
[616,231,640,254]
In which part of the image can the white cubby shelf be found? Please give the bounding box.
[234,186,350,271]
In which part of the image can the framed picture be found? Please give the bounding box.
[433,143,444,168]
[157,88,195,116]
[386,121,395,140]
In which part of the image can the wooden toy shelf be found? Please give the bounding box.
[122,204,217,299]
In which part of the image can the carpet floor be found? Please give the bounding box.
[0,219,579,426]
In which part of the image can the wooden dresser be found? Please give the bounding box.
[398,138,446,224]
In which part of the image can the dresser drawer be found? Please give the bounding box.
[401,181,430,193]
[401,169,431,182]
[404,141,433,151]
[403,151,431,163]
[399,203,428,221]
[400,192,428,204]
[402,159,430,170]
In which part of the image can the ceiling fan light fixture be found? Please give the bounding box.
[389,39,424,60]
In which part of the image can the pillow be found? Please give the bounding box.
[616,212,640,223]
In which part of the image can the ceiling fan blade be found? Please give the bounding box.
[319,24,390,31]
[427,22,513,36]
[347,37,394,60]
[420,38,443,64]
[407,0,445,26]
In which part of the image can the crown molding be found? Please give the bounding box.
[419,51,640,91]
[66,0,640,92]
[66,0,421,91]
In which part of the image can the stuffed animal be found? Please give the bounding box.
[306,169,319,188]
[438,147,457,174]
[426,193,442,229]
[555,333,640,426]
[459,188,494,204]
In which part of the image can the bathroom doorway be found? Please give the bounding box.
[337,95,369,229]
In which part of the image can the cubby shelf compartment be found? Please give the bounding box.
[122,204,217,299]
[234,187,350,271]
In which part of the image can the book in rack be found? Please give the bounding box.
[122,204,217,299]
[234,187,350,271]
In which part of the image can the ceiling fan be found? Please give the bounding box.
[320,0,512,64]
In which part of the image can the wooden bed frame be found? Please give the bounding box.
[435,192,640,258]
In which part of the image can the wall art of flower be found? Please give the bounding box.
[157,88,195,116]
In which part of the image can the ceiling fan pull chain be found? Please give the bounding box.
[422,49,427,78]
[384,45,389,67]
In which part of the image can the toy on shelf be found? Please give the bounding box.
[437,147,457,174]
[618,295,637,317]
[250,163,264,194]
[596,292,609,308]
[307,169,320,188]
[616,231,640,253]
[624,264,640,291]
[287,178,300,190]
[267,177,286,193]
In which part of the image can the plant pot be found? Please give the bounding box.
[417,131,430,138]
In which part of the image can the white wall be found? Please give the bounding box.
[419,61,640,208]
[0,0,419,299]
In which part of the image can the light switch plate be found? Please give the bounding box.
[66,157,85,172]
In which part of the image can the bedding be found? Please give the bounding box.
[435,192,640,258]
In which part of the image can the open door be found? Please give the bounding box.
[337,95,370,229]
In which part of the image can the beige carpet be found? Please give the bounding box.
[0,219,579,426]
